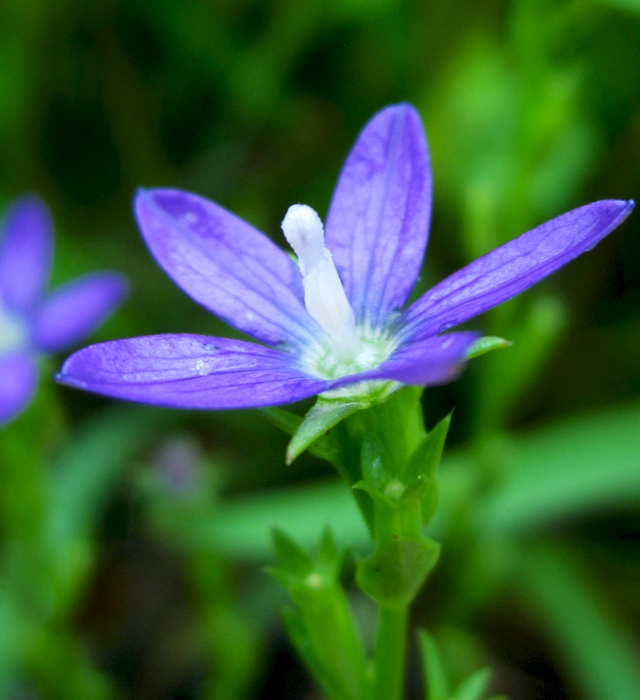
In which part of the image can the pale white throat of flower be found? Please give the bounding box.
[0,298,26,354]
[282,204,359,362]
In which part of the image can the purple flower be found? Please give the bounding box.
[57,104,633,411]
[0,196,128,424]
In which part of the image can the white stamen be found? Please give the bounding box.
[282,204,359,360]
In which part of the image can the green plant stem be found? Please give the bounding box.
[372,604,408,700]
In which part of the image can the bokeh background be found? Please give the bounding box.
[1,0,640,699]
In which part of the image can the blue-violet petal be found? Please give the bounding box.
[0,351,39,425]
[135,189,318,347]
[57,334,331,409]
[31,272,128,353]
[325,103,432,328]
[0,196,53,313]
[401,200,635,341]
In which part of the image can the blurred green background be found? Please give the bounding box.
[1,0,640,699]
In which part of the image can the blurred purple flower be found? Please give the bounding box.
[57,104,633,410]
[0,196,128,424]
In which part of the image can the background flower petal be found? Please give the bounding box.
[401,199,635,341]
[0,351,38,425]
[0,196,53,313]
[31,272,128,353]
[342,332,478,387]
[135,189,318,347]
[57,334,330,409]
[324,103,432,328]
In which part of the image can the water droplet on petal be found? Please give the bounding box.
[194,359,207,376]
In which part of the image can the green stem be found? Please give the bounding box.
[372,604,409,700]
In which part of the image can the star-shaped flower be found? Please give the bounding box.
[57,104,633,412]
[0,196,128,425]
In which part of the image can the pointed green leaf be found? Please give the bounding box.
[420,481,439,525]
[405,413,452,484]
[259,406,334,462]
[418,630,450,700]
[271,527,313,575]
[453,667,492,700]
[286,399,363,464]
[465,336,512,361]
[318,526,340,568]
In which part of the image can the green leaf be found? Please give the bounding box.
[286,399,363,464]
[282,608,345,700]
[464,336,512,361]
[0,593,24,694]
[418,630,450,700]
[474,296,566,436]
[517,543,640,700]
[453,667,492,700]
[405,413,452,485]
[49,405,172,544]
[271,528,314,576]
[187,479,369,559]
[479,403,640,533]
[597,0,640,12]
[259,406,334,462]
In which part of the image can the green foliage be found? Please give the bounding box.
[419,631,500,700]
[270,528,369,700]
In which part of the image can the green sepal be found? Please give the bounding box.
[353,413,449,524]
[259,406,334,462]
[464,336,512,361]
[405,413,451,484]
[356,536,440,607]
[268,527,344,594]
[266,381,403,466]
[270,527,315,577]
[420,481,439,525]
[286,399,364,464]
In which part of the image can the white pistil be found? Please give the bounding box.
[282,204,359,361]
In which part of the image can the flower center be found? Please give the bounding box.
[0,298,26,355]
[282,204,359,362]
[282,204,397,381]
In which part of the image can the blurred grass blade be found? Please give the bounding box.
[518,543,640,700]
[479,403,640,532]
[0,593,23,694]
[48,405,173,543]
[190,480,368,559]
[453,667,491,700]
